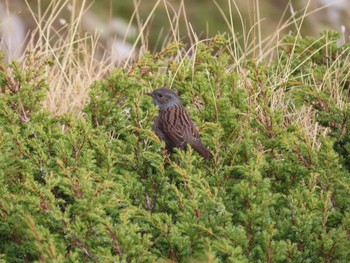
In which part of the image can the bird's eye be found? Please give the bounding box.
[158,94,163,98]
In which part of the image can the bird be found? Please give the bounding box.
[146,88,213,159]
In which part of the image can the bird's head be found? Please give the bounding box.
[146,88,181,109]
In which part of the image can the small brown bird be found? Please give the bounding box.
[146,88,213,159]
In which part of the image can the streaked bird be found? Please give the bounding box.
[146,88,213,159]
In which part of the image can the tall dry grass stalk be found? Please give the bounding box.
[16,0,104,115]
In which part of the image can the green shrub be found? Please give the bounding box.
[1,32,350,262]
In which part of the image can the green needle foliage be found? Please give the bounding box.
[1,32,350,262]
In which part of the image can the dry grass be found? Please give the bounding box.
[20,0,114,116]
[3,0,348,146]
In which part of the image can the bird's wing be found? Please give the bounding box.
[160,104,200,149]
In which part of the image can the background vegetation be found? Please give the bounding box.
[0,0,350,262]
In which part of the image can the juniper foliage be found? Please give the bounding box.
[0,32,350,262]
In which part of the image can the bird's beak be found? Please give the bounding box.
[145,92,153,97]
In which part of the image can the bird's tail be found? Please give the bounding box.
[190,141,213,160]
